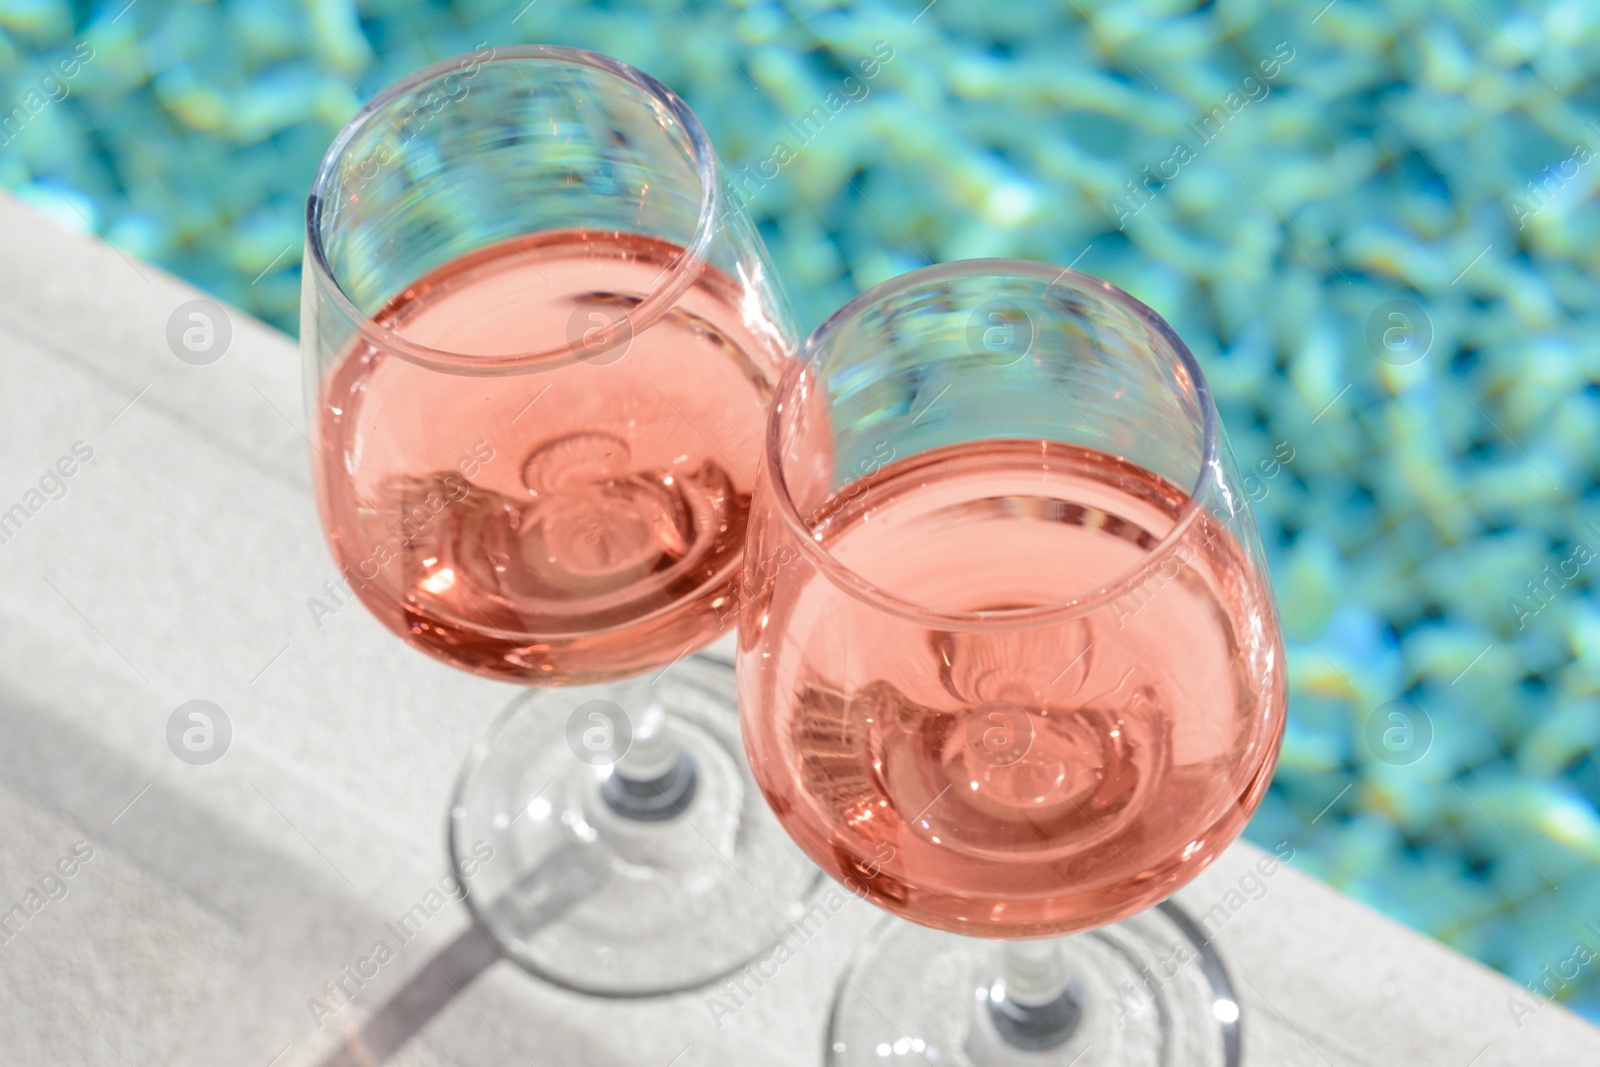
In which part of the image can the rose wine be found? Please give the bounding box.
[315,231,787,683]
[739,439,1286,937]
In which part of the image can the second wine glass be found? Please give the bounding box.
[738,260,1287,1064]
[302,45,819,996]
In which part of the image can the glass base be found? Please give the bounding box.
[449,654,822,997]
[827,903,1240,1066]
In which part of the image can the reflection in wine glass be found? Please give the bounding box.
[301,46,820,998]
[738,260,1287,1065]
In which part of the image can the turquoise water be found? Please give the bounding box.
[4,0,1599,1021]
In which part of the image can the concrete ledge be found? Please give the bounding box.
[0,193,1594,1065]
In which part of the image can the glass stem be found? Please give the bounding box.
[985,940,1083,1051]
[600,673,699,821]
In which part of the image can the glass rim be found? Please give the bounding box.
[763,258,1222,629]
[304,44,720,375]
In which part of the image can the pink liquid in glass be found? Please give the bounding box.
[315,231,786,683]
[740,439,1286,936]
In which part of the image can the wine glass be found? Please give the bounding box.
[301,45,819,997]
[737,260,1287,1064]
